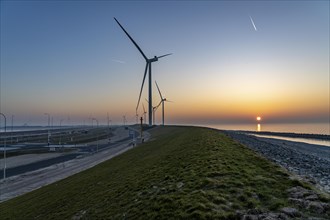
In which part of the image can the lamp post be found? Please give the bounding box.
[92,118,99,152]
[107,112,109,130]
[123,115,126,126]
[51,116,53,130]
[11,115,14,144]
[140,116,143,140]
[59,119,64,147]
[44,113,50,150]
[0,112,7,180]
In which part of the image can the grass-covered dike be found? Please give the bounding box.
[1,126,329,219]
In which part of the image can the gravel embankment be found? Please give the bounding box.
[224,131,330,194]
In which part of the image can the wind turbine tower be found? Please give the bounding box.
[114,18,172,126]
[142,103,147,124]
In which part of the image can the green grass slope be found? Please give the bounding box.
[1,126,328,219]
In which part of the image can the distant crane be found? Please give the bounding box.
[114,17,172,126]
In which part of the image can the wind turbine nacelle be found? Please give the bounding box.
[149,56,158,62]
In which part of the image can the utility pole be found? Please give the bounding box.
[60,119,64,148]
[123,115,126,126]
[11,115,14,144]
[92,118,99,152]
[140,116,143,140]
[107,112,110,130]
[44,113,50,151]
[0,113,7,180]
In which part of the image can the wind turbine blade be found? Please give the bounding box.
[155,81,163,100]
[165,99,174,103]
[145,98,149,103]
[136,63,149,110]
[156,100,162,110]
[157,53,172,59]
[114,17,148,61]
[142,103,146,113]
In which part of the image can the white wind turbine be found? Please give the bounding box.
[142,103,147,124]
[114,17,172,126]
[145,98,160,125]
[155,81,172,126]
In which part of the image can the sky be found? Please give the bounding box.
[0,0,329,126]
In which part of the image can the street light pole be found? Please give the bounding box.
[11,115,14,144]
[107,112,109,130]
[60,119,64,148]
[51,116,53,130]
[44,113,50,150]
[92,118,99,152]
[0,112,7,180]
[123,115,126,126]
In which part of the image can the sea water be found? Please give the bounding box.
[197,123,330,135]
[251,134,330,147]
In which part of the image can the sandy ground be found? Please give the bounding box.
[0,127,150,202]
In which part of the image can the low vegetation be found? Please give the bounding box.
[1,126,328,219]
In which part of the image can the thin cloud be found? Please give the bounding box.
[249,15,258,31]
[111,59,126,64]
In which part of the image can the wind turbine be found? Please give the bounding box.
[142,103,147,124]
[145,98,160,125]
[123,115,127,126]
[114,17,172,126]
[155,81,172,126]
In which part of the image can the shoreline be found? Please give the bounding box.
[184,124,330,140]
[240,130,330,141]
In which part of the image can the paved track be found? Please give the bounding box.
[0,127,148,202]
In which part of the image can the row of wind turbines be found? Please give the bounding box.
[114,18,172,126]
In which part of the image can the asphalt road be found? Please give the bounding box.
[2,153,81,178]
[0,136,134,178]
[0,127,146,202]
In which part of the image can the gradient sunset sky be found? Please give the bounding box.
[0,1,329,126]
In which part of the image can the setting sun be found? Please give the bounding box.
[256,116,261,121]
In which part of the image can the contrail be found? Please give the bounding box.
[249,15,257,31]
[111,59,126,64]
